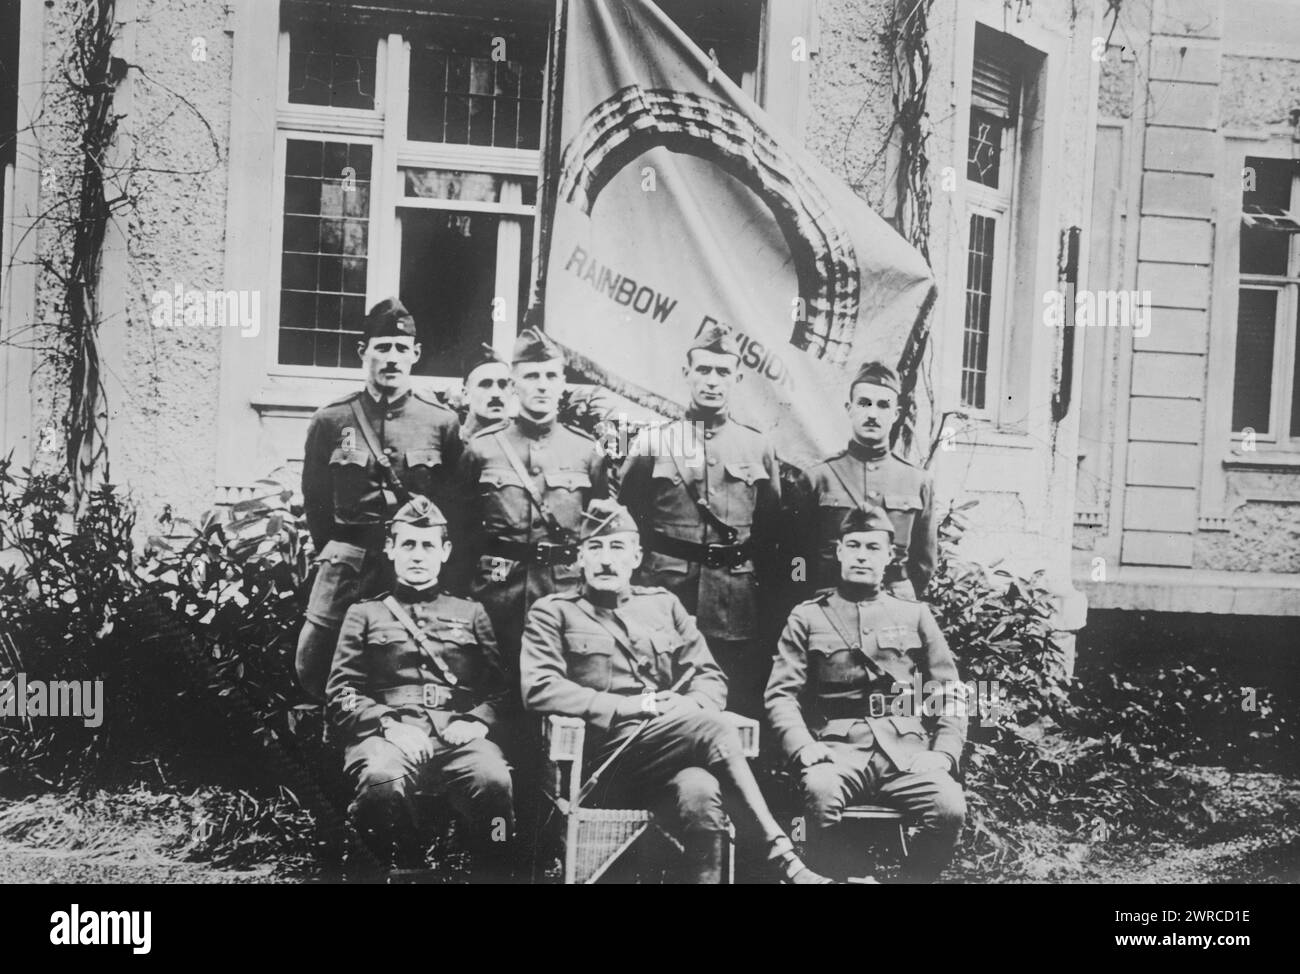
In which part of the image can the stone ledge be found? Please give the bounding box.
[1077,566,1300,615]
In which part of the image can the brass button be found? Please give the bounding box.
[708,457,718,466]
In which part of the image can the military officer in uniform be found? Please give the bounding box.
[613,324,781,718]
[455,327,608,670]
[326,497,513,879]
[766,505,966,883]
[460,344,511,440]
[796,361,936,600]
[520,499,831,884]
[297,298,462,699]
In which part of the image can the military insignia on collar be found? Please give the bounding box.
[340,427,356,452]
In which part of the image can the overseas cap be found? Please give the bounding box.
[580,499,640,541]
[361,297,417,343]
[463,343,507,382]
[512,327,564,365]
[838,505,895,540]
[850,360,900,396]
[689,321,740,358]
[388,495,447,530]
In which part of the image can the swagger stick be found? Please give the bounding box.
[575,663,697,807]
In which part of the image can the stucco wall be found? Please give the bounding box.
[29,0,232,525]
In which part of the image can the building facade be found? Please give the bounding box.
[1076,0,1300,615]
[1,0,1105,633]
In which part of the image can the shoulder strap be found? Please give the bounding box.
[382,597,458,686]
[815,601,890,683]
[567,597,654,689]
[823,458,867,510]
[492,430,572,542]
[666,443,738,545]
[348,399,411,508]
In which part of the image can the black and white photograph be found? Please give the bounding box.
[0,0,1294,938]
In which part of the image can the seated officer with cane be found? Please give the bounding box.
[520,499,831,884]
[766,505,967,883]
[327,497,514,880]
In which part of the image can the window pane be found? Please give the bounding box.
[399,210,533,377]
[401,167,536,206]
[408,27,546,149]
[286,22,377,110]
[278,139,371,368]
[657,0,763,92]
[962,214,997,410]
[1232,288,1278,435]
[1292,297,1300,441]
[967,107,1004,188]
[1240,225,1290,275]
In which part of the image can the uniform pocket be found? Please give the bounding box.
[874,625,922,656]
[329,448,369,468]
[642,549,691,577]
[479,465,523,491]
[651,455,683,486]
[723,462,769,487]
[563,634,616,690]
[543,469,591,491]
[405,448,442,470]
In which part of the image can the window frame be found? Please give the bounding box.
[269,21,545,379]
[958,31,1024,420]
[1232,158,1300,448]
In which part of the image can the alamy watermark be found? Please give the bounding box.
[593,415,707,467]
[0,673,104,728]
[1042,287,1151,338]
[150,283,261,337]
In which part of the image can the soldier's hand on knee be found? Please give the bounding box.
[796,741,834,768]
[615,696,654,722]
[653,691,699,717]
[441,719,488,746]
[384,721,435,762]
[905,751,952,774]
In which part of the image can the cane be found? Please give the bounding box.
[575,663,697,807]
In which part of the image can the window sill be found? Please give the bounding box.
[948,422,1035,451]
[1222,450,1300,471]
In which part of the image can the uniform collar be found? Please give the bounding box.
[835,582,883,605]
[582,583,632,608]
[394,581,441,603]
[685,407,728,430]
[846,438,889,463]
[365,387,412,409]
[514,411,556,438]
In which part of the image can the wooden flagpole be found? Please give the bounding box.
[524,0,569,332]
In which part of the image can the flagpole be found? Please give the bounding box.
[524,0,569,333]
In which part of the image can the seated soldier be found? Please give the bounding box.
[520,499,832,884]
[326,496,514,880]
[765,506,967,883]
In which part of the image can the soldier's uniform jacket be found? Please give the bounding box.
[520,586,728,731]
[614,413,780,640]
[799,443,936,599]
[326,584,509,742]
[302,388,462,552]
[456,416,608,595]
[766,588,966,773]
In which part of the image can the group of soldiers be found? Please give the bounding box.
[298,297,967,884]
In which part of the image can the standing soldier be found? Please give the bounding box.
[326,497,513,880]
[460,344,511,440]
[766,506,966,883]
[520,499,831,884]
[297,297,462,700]
[456,327,608,671]
[796,361,936,601]
[613,325,782,718]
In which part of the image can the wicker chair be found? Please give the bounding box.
[540,712,760,884]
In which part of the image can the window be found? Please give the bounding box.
[271,0,762,378]
[960,25,1024,412]
[1,0,18,275]
[1233,156,1300,444]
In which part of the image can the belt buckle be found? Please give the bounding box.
[422,684,451,709]
[704,544,728,569]
[867,692,888,718]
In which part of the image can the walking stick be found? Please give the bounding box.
[575,663,697,807]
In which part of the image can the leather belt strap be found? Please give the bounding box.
[487,538,578,566]
[648,531,752,569]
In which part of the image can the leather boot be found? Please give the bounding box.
[679,829,727,884]
[767,835,835,884]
